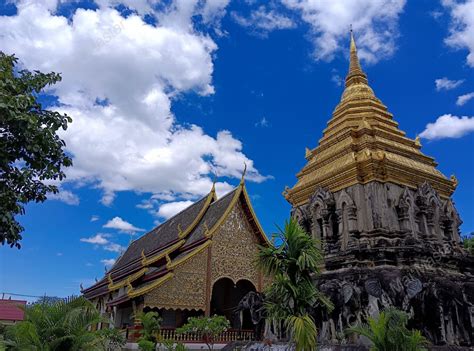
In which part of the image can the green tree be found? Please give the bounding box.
[176,315,229,351]
[4,296,103,350]
[96,327,126,351]
[462,232,474,255]
[0,52,72,248]
[136,311,162,350]
[257,218,333,351]
[347,307,428,351]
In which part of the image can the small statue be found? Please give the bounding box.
[450,174,458,188]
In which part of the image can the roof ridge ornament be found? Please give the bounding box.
[240,162,247,185]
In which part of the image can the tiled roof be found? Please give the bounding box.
[83,182,269,301]
[0,299,26,321]
[112,194,211,272]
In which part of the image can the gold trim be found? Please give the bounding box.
[241,184,272,246]
[205,186,243,238]
[178,188,216,239]
[108,268,148,291]
[166,240,212,270]
[141,240,186,266]
[127,272,174,298]
[203,182,271,245]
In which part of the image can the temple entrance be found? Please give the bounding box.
[210,278,256,329]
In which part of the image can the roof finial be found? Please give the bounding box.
[240,162,247,185]
[211,171,217,193]
[345,28,368,87]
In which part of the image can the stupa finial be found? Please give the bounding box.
[345,29,368,87]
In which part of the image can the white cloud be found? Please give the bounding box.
[80,233,110,245]
[80,232,125,253]
[48,190,80,205]
[255,116,270,127]
[282,0,406,63]
[456,92,474,106]
[90,215,100,222]
[103,216,144,233]
[104,242,125,253]
[0,1,267,208]
[232,5,295,35]
[435,77,464,91]
[101,258,116,267]
[443,0,474,67]
[420,114,474,139]
[331,69,343,87]
[157,200,195,219]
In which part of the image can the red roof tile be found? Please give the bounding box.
[0,299,26,321]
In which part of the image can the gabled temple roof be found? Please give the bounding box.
[284,31,457,206]
[83,180,269,301]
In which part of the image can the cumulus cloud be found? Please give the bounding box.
[420,114,474,139]
[435,77,464,91]
[0,1,267,208]
[103,217,144,233]
[137,180,233,219]
[282,0,406,63]
[157,200,195,219]
[80,233,125,252]
[456,92,474,106]
[80,233,111,245]
[48,190,80,205]
[443,0,474,67]
[232,5,295,35]
[101,258,116,267]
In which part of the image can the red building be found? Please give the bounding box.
[0,299,26,325]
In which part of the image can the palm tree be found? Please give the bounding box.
[4,296,104,350]
[257,218,333,351]
[347,307,428,351]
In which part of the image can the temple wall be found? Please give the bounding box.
[211,199,261,290]
[293,181,462,251]
[143,248,208,311]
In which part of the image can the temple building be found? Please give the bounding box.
[82,177,270,336]
[285,32,473,346]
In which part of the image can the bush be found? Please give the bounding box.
[177,315,229,351]
[138,338,156,351]
[347,307,428,351]
[97,327,126,351]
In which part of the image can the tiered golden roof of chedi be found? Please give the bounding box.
[284,32,457,207]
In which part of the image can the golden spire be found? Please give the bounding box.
[345,30,368,87]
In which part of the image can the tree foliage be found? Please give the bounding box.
[176,315,229,351]
[4,296,105,350]
[257,218,333,351]
[136,311,161,350]
[462,232,474,255]
[347,307,428,351]
[0,52,72,248]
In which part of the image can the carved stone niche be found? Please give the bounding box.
[395,182,463,248]
[308,188,339,250]
[291,205,312,235]
[396,187,416,237]
[415,182,444,241]
[441,199,462,244]
[335,189,358,251]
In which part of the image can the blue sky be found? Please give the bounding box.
[1,0,473,300]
